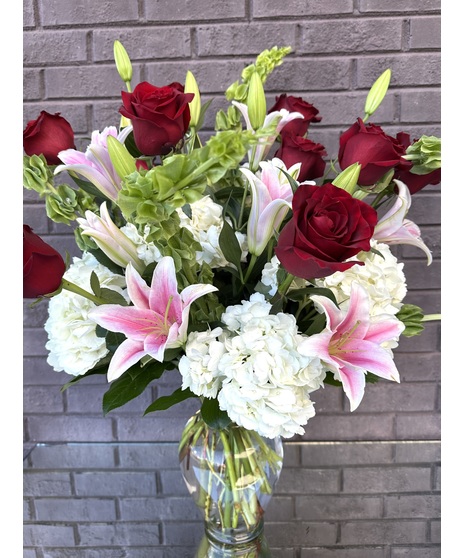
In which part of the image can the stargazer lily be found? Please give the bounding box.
[88,257,218,381]
[77,202,145,275]
[232,101,304,170]
[298,282,405,411]
[240,159,297,256]
[55,125,133,202]
[373,179,432,265]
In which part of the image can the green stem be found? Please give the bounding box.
[422,313,441,322]
[243,254,258,285]
[219,430,241,527]
[61,279,108,306]
[278,273,295,296]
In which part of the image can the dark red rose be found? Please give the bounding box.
[268,94,321,137]
[275,183,378,280]
[274,134,327,181]
[119,81,194,156]
[394,132,441,194]
[23,111,75,165]
[338,118,404,186]
[23,225,66,298]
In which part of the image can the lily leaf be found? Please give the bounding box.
[144,387,197,415]
[219,218,243,271]
[201,397,232,430]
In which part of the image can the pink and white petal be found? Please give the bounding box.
[54,162,118,201]
[144,333,169,362]
[107,338,146,381]
[340,338,400,383]
[337,283,371,339]
[365,317,405,345]
[337,361,367,412]
[177,284,218,340]
[298,330,334,363]
[126,264,151,309]
[88,305,159,341]
[310,294,343,332]
[149,257,182,316]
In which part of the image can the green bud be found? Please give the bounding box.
[332,163,362,195]
[402,135,441,175]
[106,135,137,180]
[23,154,53,195]
[396,304,425,337]
[185,70,201,129]
[247,71,267,130]
[364,69,391,119]
[113,40,133,85]
[45,184,79,225]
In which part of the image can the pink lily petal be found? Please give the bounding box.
[126,263,151,309]
[107,338,146,381]
[89,305,164,341]
[339,338,400,382]
[336,362,367,412]
[148,257,183,321]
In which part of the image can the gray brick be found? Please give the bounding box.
[277,468,340,494]
[400,89,441,122]
[24,498,33,521]
[395,412,441,439]
[144,0,245,21]
[396,322,440,352]
[301,18,402,54]
[159,469,188,495]
[118,442,179,469]
[77,522,161,546]
[22,206,49,236]
[300,413,396,441]
[410,17,441,49]
[24,31,88,65]
[93,28,191,62]
[23,472,72,496]
[265,521,338,546]
[265,496,295,521]
[310,383,344,414]
[23,298,49,328]
[302,550,385,558]
[162,521,203,546]
[23,103,89,135]
[23,69,42,101]
[393,441,440,463]
[359,0,440,12]
[253,0,353,17]
[23,524,76,546]
[91,101,127,133]
[116,416,189,442]
[343,466,432,493]
[296,494,383,520]
[384,494,440,518]
[301,442,394,466]
[348,382,437,413]
[23,357,64,386]
[391,548,441,558]
[23,327,48,357]
[42,551,128,558]
[35,497,116,521]
[430,519,440,543]
[341,519,427,544]
[24,0,35,27]
[282,442,301,467]
[23,386,64,413]
[67,384,151,414]
[120,496,198,521]
[197,24,296,57]
[406,193,441,225]
[28,443,116,469]
[75,471,157,496]
[23,550,37,558]
[39,0,139,26]
[357,54,441,88]
[27,416,113,442]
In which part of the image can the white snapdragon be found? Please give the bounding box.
[177,196,247,268]
[314,241,407,316]
[120,223,162,266]
[44,252,127,376]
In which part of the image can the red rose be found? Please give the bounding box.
[274,134,327,181]
[268,94,321,137]
[119,81,194,156]
[275,183,378,280]
[338,118,404,186]
[394,132,441,194]
[23,111,75,165]
[23,225,66,298]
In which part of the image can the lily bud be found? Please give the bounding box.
[185,70,201,129]
[106,135,137,181]
[364,69,391,119]
[332,163,361,195]
[247,71,267,130]
[113,40,133,85]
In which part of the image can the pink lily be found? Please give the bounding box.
[232,101,304,169]
[373,179,432,265]
[240,158,296,256]
[88,256,218,381]
[55,125,133,202]
[298,282,404,411]
[77,202,145,275]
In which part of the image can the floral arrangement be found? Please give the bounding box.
[23,42,441,439]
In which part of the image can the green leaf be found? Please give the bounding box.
[200,398,232,430]
[287,286,338,306]
[218,218,243,270]
[68,174,111,201]
[102,361,172,415]
[90,271,101,296]
[144,387,198,415]
[60,359,110,391]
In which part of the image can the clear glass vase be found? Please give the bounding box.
[179,411,283,557]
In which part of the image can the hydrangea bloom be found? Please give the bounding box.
[314,241,407,317]
[259,255,308,297]
[120,223,162,267]
[44,253,127,376]
[177,196,247,268]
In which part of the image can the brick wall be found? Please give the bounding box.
[23,1,441,445]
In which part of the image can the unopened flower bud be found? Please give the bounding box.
[364,69,391,119]
[402,135,441,175]
[332,163,361,195]
[247,71,266,130]
[185,70,201,129]
[113,40,133,85]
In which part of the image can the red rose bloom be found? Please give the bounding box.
[23,225,66,298]
[275,183,377,280]
[274,134,327,181]
[23,111,75,165]
[268,94,321,137]
[119,81,194,156]
[338,118,404,186]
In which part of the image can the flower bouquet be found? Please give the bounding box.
[23,42,441,552]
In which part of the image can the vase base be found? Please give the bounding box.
[195,532,273,557]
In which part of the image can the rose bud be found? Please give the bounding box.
[274,134,327,181]
[23,225,66,298]
[119,81,194,156]
[23,111,75,166]
[268,94,321,137]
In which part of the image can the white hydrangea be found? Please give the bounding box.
[314,241,407,317]
[216,293,325,439]
[177,196,247,268]
[178,327,227,398]
[44,252,127,376]
[258,255,308,297]
[120,223,162,267]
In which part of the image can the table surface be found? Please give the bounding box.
[24,440,441,558]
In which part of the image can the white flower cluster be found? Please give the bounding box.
[314,241,407,317]
[259,255,308,296]
[120,223,162,266]
[177,196,247,268]
[44,253,127,376]
[179,293,326,439]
